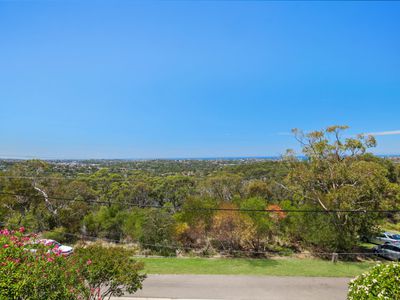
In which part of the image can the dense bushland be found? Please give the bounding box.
[1,126,399,255]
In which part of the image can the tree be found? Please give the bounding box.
[283,125,398,252]
[237,197,272,250]
[0,160,50,231]
[174,196,218,249]
[211,202,256,252]
[83,205,128,241]
[151,175,195,209]
[243,180,272,199]
[200,173,243,201]
[74,244,146,300]
[138,208,176,255]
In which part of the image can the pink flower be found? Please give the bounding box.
[3,244,9,248]
[47,257,54,262]
[19,226,25,233]
[1,229,10,236]
[86,259,92,265]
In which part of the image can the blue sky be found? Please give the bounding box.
[0,1,399,159]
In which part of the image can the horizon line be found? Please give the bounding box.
[1,153,400,161]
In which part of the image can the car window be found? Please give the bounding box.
[385,245,400,251]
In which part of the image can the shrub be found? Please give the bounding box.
[0,229,146,300]
[138,208,177,255]
[0,228,88,300]
[74,243,146,299]
[348,263,400,300]
[42,226,69,243]
[211,202,257,252]
[83,206,128,241]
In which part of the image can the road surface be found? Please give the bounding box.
[122,274,350,300]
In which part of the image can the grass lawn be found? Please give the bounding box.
[138,257,378,277]
[359,242,376,250]
[382,223,400,234]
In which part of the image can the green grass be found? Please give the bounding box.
[138,257,377,277]
[359,242,376,250]
[382,223,400,234]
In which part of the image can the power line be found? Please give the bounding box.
[0,192,161,209]
[1,191,399,214]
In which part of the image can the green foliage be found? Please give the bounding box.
[243,180,272,199]
[285,126,397,252]
[177,197,218,231]
[74,243,146,299]
[200,173,243,201]
[0,228,88,300]
[122,208,146,241]
[0,228,146,300]
[348,263,400,299]
[0,128,399,258]
[151,175,195,208]
[138,208,177,255]
[238,197,272,241]
[42,226,68,243]
[210,202,257,252]
[83,205,128,241]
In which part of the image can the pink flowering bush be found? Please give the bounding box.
[0,228,88,299]
[0,229,145,299]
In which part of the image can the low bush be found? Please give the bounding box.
[0,228,146,300]
[348,262,400,300]
[74,243,146,299]
[0,227,87,300]
[42,226,69,243]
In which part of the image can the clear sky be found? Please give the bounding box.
[1,1,399,159]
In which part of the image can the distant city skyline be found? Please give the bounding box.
[1,1,399,159]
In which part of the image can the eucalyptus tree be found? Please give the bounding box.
[283,125,400,252]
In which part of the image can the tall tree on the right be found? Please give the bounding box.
[282,125,400,252]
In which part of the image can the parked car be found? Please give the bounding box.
[28,239,74,256]
[364,232,400,245]
[374,243,400,261]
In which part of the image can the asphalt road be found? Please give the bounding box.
[125,274,350,300]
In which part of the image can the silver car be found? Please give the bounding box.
[374,243,400,261]
[369,232,400,245]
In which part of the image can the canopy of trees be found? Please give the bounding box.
[1,126,399,255]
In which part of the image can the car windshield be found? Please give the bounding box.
[390,234,400,240]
